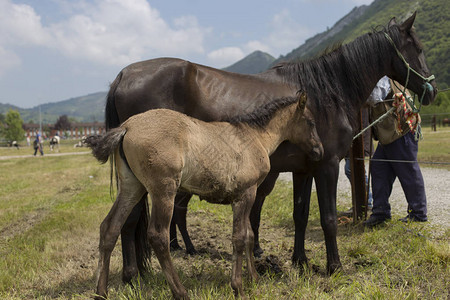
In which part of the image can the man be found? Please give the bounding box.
[364,76,427,227]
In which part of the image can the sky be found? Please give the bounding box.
[0,0,373,108]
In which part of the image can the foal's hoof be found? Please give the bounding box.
[94,293,107,300]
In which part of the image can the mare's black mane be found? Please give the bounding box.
[224,96,299,128]
[274,25,400,128]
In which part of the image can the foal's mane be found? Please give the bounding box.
[274,25,401,128]
[224,96,299,128]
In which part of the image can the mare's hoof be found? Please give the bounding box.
[327,263,342,275]
[170,243,183,252]
[253,246,264,258]
[185,248,198,255]
[122,268,138,284]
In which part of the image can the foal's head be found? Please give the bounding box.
[290,91,323,161]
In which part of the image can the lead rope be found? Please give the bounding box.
[353,106,395,140]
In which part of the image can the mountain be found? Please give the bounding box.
[222,51,275,74]
[274,0,449,91]
[276,5,369,63]
[0,92,106,124]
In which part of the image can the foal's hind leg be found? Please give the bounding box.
[231,186,258,298]
[148,180,188,299]
[95,169,146,299]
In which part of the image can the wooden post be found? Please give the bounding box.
[350,109,368,222]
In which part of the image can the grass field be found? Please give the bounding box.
[0,130,448,299]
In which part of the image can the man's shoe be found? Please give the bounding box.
[399,215,427,223]
[363,215,391,228]
[338,208,353,217]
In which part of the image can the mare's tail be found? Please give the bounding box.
[105,71,123,131]
[99,75,154,277]
[85,128,127,163]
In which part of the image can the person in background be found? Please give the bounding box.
[364,76,427,227]
[33,132,44,156]
[431,115,436,131]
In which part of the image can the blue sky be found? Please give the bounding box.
[0,0,373,108]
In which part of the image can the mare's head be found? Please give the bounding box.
[386,12,436,104]
[290,91,323,161]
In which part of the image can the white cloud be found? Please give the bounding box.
[348,0,373,5]
[300,0,373,4]
[206,9,313,67]
[265,9,314,55]
[244,40,271,54]
[0,46,21,74]
[0,0,50,46]
[0,0,210,71]
[47,0,208,66]
[207,47,245,67]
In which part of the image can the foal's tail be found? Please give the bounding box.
[85,127,127,163]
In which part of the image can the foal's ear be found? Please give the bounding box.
[399,11,416,32]
[297,91,307,112]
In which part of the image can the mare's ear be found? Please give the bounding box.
[388,17,397,28]
[297,91,307,113]
[399,11,416,32]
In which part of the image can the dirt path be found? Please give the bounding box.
[0,151,90,160]
[279,160,450,232]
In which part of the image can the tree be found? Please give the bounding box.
[0,113,5,138]
[4,109,25,142]
[54,115,71,131]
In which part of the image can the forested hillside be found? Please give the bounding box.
[275,0,449,116]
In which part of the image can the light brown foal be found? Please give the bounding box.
[86,91,323,299]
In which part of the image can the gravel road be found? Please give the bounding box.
[279,160,450,233]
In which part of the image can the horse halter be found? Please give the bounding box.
[384,32,435,113]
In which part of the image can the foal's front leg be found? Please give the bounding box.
[231,186,258,298]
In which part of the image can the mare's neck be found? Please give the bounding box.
[279,30,395,121]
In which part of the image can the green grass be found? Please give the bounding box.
[0,138,90,156]
[417,127,450,169]
[0,131,448,299]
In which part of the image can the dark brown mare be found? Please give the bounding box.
[104,13,436,283]
[87,92,322,299]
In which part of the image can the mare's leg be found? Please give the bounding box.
[170,192,197,254]
[313,161,342,274]
[292,174,313,268]
[251,172,279,257]
[231,186,258,298]
[148,181,188,300]
[121,196,147,283]
[96,165,146,299]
